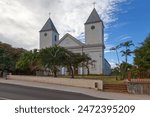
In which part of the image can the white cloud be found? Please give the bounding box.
[109,59,118,68]
[0,0,127,50]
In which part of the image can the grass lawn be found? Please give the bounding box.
[61,75,125,84]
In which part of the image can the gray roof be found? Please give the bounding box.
[40,18,58,33]
[85,8,102,25]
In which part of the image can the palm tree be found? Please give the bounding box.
[119,40,134,79]
[110,45,121,65]
[120,40,134,64]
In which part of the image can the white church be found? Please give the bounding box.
[39,8,111,75]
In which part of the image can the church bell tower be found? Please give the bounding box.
[39,17,59,49]
[85,8,104,46]
[84,8,105,74]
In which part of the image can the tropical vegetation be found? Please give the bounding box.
[111,34,150,79]
[0,33,150,79]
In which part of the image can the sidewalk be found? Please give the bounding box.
[0,78,150,100]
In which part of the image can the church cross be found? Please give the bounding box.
[92,2,96,8]
[49,12,51,18]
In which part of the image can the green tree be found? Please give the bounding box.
[119,40,134,78]
[120,40,134,63]
[119,62,132,79]
[63,52,84,78]
[63,51,77,78]
[40,45,68,77]
[16,49,41,75]
[134,34,150,71]
[39,45,94,78]
[0,48,12,70]
[0,41,25,73]
[81,53,95,75]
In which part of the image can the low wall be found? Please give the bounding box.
[127,82,150,95]
[7,75,103,90]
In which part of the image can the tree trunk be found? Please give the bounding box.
[87,68,90,75]
[125,55,127,64]
[116,50,120,64]
[53,71,57,77]
[86,66,90,75]
[70,66,74,78]
[125,46,128,63]
[53,69,57,77]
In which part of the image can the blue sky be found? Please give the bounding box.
[105,0,150,67]
[0,0,150,68]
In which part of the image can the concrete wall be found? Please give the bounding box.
[127,82,150,95]
[7,75,103,90]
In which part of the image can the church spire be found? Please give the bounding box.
[85,8,102,25]
[40,17,58,34]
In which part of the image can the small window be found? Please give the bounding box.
[55,35,57,41]
[44,33,47,36]
[91,25,95,30]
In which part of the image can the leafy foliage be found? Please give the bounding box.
[16,49,41,75]
[39,45,68,77]
[134,34,150,71]
[120,40,134,63]
[0,41,26,73]
[110,40,134,79]
[81,53,96,75]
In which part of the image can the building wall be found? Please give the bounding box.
[60,42,105,75]
[84,21,106,74]
[87,51,103,74]
[40,31,53,49]
[40,31,59,49]
[52,31,59,45]
[59,36,80,48]
[104,59,111,75]
[85,22,103,45]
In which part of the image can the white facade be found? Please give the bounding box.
[85,22,104,45]
[57,35,107,75]
[39,8,111,75]
[40,31,59,49]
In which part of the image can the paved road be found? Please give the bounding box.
[0,83,106,100]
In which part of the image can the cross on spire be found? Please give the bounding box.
[49,12,51,18]
[92,1,96,8]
